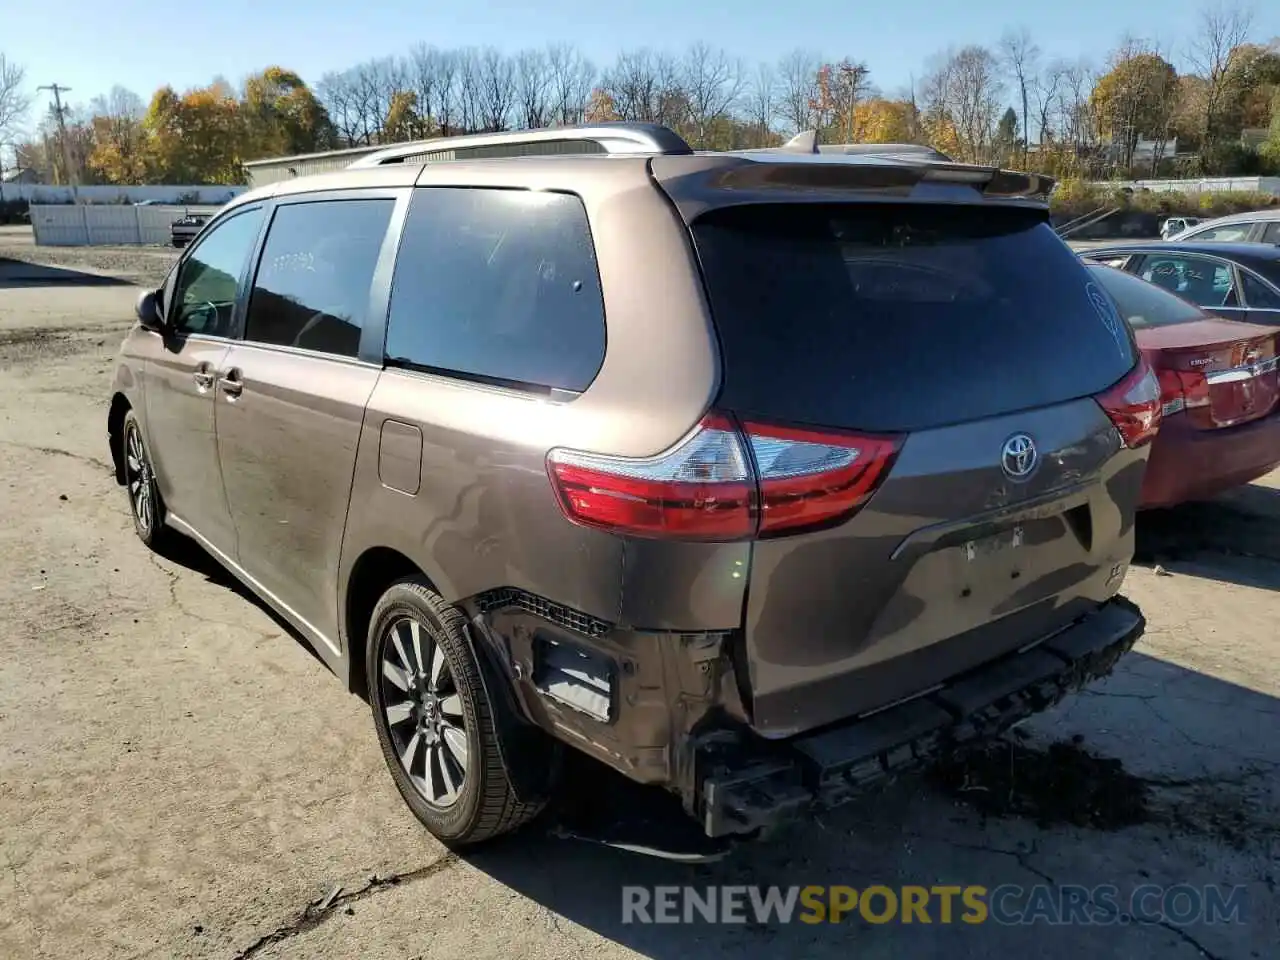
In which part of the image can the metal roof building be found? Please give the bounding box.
[243,144,387,187]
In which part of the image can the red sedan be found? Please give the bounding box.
[1087,262,1280,508]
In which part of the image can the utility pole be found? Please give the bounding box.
[838,62,867,144]
[37,83,78,189]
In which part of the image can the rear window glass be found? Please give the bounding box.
[691,203,1136,433]
[1086,263,1206,329]
[1187,223,1251,242]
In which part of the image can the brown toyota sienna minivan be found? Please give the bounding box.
[108,123,1160,850]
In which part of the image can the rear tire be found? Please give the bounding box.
[366,579,546,846]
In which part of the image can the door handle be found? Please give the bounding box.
[192,363,215,391]
[219,367,244,399]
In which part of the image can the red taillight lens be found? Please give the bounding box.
[1097,359,1163,448]
[743,420,902,536]
[1156,368,1210,417]
[547,414,902,541]
[547,414,755,540]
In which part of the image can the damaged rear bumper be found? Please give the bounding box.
[696,595,1145,838]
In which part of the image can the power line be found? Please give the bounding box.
[37,83,78,187]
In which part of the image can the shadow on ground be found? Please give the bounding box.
[0,257,129,288]
[1135,481,1280,590]
[152,530,334,677]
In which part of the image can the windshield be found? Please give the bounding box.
[1086,263,1207,330]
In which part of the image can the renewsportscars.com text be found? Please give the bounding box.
[621,884,1248,926]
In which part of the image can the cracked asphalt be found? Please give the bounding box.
[1,243,1277,960]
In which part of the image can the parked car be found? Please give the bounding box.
[1160,216,1201,239]
[1085,263,1280,508]
[1163,209,1280,245]
[1081,241,1280,324]
[107,122,1155,853]
[170,212,211,247]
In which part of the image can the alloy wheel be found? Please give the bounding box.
[379,616,469,808]
[124,421,154,534]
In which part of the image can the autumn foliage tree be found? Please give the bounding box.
[1090,48,1179,173]
[242,67,335,159]
[143,85,246,183]
[84,87,148,184]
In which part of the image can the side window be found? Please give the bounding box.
[385,188,606,393]
[171,208,264,337]
[1091,255,1131,269]
[1188,223,1251,242]
[1241,271,1280,309]
[244,198,395,358]
[1140,255,1236,308]
[1262,223,1280,245]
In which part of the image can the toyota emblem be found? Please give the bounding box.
[1001,434,1038,481]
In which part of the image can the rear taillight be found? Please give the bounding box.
[1097,358,1163,448]
[546,414,902,541]
[547,414,755,540]
[742,420,902,536]
[1156,369,1210,417]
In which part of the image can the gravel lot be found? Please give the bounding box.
[0,226,179,290]
[1,240,1277,960]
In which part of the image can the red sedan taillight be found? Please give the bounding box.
[1096,358,1163,448]
[546,413,902,541]
[1156,369,1211,417]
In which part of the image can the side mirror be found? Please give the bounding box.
[135,289,164,332]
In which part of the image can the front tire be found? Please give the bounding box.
[366,579,545,846]
[121,410,168,549]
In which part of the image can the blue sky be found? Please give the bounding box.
[6,0,1279,119]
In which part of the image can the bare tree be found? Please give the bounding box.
[515,49,550,129]
[602,49,681,125]
[1001,27,1040,167]
[2,55,33,166]
[317,69,362,145]
[546,44,595,125]
[680,42,744,146]
[1187,2,1253,166]
[407,44,441,138]
[777,48,819,134]
[1055,58,1099,156]
[1032,59,1067,145]
[344,59,404,144]
[746,62,777,143]
[454,48,482,133]
[923,46,1004,163]
[429,50,460,137]
[477,48,516,131]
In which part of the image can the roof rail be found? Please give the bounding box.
[346,122,693,168]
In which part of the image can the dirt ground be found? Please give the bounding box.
[1,237,1278,960]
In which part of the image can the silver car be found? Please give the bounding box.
[1170,209,1280,245]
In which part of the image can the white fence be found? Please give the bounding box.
[1091,176,1280,196]
[0,183,246,204]
[29,204,220,246]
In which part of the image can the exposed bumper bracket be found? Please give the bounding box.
[697,596,1145,838]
